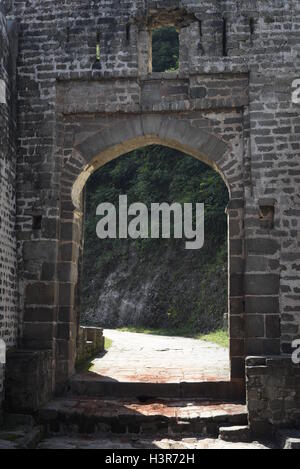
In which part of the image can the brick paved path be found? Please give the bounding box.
[90,330,230,383]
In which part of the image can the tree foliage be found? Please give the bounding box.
[82,146,229,331]
[152,27,179,72]
[85,145,228,246]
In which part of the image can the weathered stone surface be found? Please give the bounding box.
[69,331,245,401]
[36,434,272,450]
[219,425,251,443]
[246,357,300,435]
[0,413,44,449]
[0,7,18,414]
[0,0,299,434]
[84,330,230,384]
[39,397,247,438]
[281,432,300,450]
[5,350,53,413]
[76,326,105,365]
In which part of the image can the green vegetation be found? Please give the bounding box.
[198,330,229,348]
[152,26,179,72]
[104,337,113,351]
[118,326,229,348]
[81,145,229,334]
[83,145,228,285]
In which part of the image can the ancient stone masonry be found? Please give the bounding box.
[246,356,300,435]
[76,326,104,365]
[0,0,299,433]
[0,3,18,411]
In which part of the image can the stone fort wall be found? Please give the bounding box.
[0,0,300,430]
[5,0,300,352]
[0,3,18,409]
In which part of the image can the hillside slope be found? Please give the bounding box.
[80,145,229,334]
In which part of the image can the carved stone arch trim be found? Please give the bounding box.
[70,115,231,210]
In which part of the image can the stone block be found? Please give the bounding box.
[76,326,105,364]
[246,239,280,256]
[25,282,57,306]
[230,339,245,356]
[244,274,280,296]
[23,306,56,323]
[5,350,53,413]
[219,425,251,443]
[265,315,280,339]
[230,315,244,338]
[231,357,245,380]
[23,241,58,262]
[245,315,265,338]
[230,274,244,296]
[245,296,279,315]
[22,323,56,350]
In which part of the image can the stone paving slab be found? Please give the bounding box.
[39,397,248,437]
[90,330,230,383]
[37,435,272,450]
[69,375,245,400]
[41,397,247,420]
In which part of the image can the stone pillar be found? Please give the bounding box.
[227,200,246,382]
[244,199,281,357]
[138,28,151,75]
[55,201,82,391]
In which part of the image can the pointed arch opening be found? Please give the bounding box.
[56,115,245,399]
[79,144,230,385]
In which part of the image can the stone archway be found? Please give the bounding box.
[57,114,245,393]
[71,116,229,210]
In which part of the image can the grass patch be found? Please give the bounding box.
[105,337,113,351]
[195,329,229,348]
[118,326,173,336]
[118,326,229,348]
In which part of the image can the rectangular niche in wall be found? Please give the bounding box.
[258,199,275,230]
[151,26,179,73]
